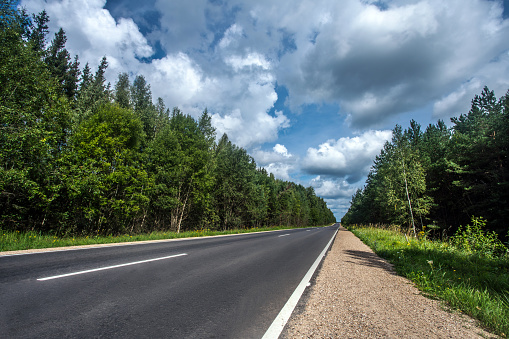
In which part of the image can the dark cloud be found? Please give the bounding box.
[279,0,509,129]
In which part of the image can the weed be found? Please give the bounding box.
[451,216,507,258]
[0,224,331,252]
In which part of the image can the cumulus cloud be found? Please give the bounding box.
[302,130,392,183]
[252,144,297,180]
[226,53,272,71]
[310,176,357,199]
[21,0,153,76]
[276,0,509,127]
[219,24,244,49]
[273,144,290,157]
[143,52,205,104]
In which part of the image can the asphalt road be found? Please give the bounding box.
[0,224,339,338]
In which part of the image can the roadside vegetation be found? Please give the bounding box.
[347,221,509,337]
[0,224,331,252]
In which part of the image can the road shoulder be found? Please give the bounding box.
[281,226,498,338]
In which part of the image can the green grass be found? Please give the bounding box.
[347,226,509,337]
[0,225,329,252]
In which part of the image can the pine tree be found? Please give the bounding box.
[28,10,49,53]
[114,72,131,109]
[131,75,157,141]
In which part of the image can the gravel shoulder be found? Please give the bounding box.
[281,226,498,338]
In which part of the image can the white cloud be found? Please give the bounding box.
[273,144,290,157]
[219,24,244,49]
[226,53,271,71]
[310,176,356,199]
[21,0,153,77]
[207,83,288,149]
[302,130,392,183]
[144,52,205,103]
[251,144,296,180]
[264,163,295,181]
[252,145,291,165]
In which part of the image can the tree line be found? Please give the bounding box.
[0,1,336,235]
[342,86,509,241]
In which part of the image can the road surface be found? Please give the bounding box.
[0,224,338,338]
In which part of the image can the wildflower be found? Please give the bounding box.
[427,260,433,265]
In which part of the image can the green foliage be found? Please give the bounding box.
[452,216,507,258]
[64,103,149,234]
[0,3,73,231]
[114,72,131,109]
[448,87,509,236]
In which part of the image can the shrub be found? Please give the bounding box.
[451,216,507,258]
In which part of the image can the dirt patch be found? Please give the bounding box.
[281,226,498,338]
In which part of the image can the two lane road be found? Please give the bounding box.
[1,224,339,338]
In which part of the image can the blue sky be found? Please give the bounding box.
[20,0,509,220]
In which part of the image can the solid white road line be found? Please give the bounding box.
[262,227,339,339]
[37,253,188,281]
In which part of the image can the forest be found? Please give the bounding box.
[0,1,336,236]
[342,86,509,242]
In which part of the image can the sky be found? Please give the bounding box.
[19,0,509,220]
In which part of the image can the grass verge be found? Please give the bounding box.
[347,226,509,338]
[0,225,329,252]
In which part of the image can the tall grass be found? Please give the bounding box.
[348,226,509,337]
[0,225,326,252]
